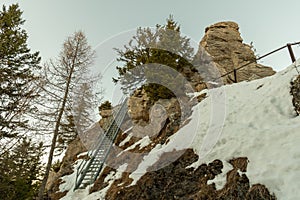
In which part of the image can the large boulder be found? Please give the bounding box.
[197,21,275,84]
[127,89,152,122]
[127,88,193,124]
[99,109,113,131]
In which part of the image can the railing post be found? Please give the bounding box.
[287,43,296,63]
[233,68,237,83]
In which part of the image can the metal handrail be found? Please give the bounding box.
[75,96,126,177]
[213,42,300,82]
[74,97,128,189]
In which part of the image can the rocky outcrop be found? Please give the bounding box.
[127,88,196,124]
[46,21,280,199]
[291,75,300,115]
[104,149,276,200]
[127,89,152,122]
[46,137,87,199]
[197,21,275,84]
[99,108,113,131]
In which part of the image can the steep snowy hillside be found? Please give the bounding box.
[190,63,300,200]
[59,62,300,200]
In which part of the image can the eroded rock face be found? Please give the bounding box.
[99,109,113,131]
[100,109,112,118]
[127,88,191,124]
[291,75,300,115]
[197,21,275,84]
[103,149,276,200]
[127,89,151,122]
[46,137,87,199]
[49,147,276,200]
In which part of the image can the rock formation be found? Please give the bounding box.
[45,21,279,199]
[196,21,275,84]
[127,89,152,123]
[45,137,87,199]
[291,75,300,115]
[103,149,276,200]
[99,108,113,130]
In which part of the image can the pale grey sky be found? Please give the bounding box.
[3,0,300,100]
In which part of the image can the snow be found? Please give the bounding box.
[77,151,88,158]
[80,164,128,200]
[138,136,152,149]
[122,136,152,152]
[60,62,300,199]
[128,143,163,186]
[60,160,90,200]
[119,127,133,147]
[61,163,128,200]
[188,63,300,200]
[128,62,300,199]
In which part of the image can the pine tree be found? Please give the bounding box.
[113,16,194,101]
[0,4,40,141]
[0,139,44,200]
[99,100,112,111]
[55,108,77,155]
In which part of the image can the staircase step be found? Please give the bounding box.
[74,97,128,190]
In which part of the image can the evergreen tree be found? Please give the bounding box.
[55,108,77,155]
[99,100,112,111]
[113,16,194,101]
[0,139,44,200]
[0,4,40,140]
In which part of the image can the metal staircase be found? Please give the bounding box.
[74,97,128,190]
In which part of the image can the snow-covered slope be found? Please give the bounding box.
[189,63,300,200]
[60,62,300,200]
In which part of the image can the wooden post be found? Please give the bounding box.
[287,43,296,63]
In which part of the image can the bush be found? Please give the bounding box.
[99,101,112,111]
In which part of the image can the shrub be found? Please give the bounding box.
[99,101,112,111]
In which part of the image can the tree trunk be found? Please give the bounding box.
[37,42,79,199]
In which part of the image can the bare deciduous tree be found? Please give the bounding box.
[37,31,101,199]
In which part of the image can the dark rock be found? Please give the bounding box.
[104,151,276,200]
[247,184,277,200]
[229,157,249,172]
[218,157,276,200]
[291,75,300,115]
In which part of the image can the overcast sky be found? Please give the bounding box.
[3,0,300,100]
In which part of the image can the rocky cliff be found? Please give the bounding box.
[46,21,279,200]
[103,150,276,200]
[196,21,275,84]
